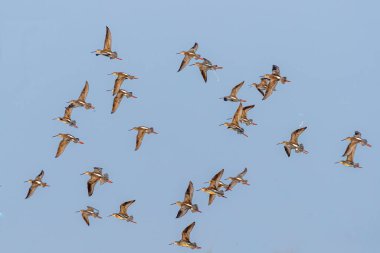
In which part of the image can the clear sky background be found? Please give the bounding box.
[1,0,379,252]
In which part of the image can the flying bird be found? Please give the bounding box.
[169,222,201,249]
[77,206,102,226]
[53,106,78,128]
[220,103,247,137]
[108,72,138,96]
[240,105,257,126]
[109,200,136,223]
[277,127,308,157]
[171,181,201,218]
[225,168,249,191]
[53,133,84,158]
[81,167,112,196]
[92,26,122,60]
[129,126,158,151]
[68,81,95,110]
[220,81,247,102]
[177,43,203,72]
[111,89,137,114]
[251,77,269,97]
[341,131,371,157]
[190,58,223,83]
[198,169,226,205]
[25,170,49,199]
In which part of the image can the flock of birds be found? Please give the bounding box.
[19,26,372,250]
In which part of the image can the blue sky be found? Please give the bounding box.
[1,0,379,252]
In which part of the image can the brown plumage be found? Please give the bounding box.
[78,206,102,226]
[68,81,95,110]
[111,89,137,114]
[190,58,223,83]
[226,168,249,191]
[25,170,49,199]
[92,26,121,60]
[177,43,203,72]
[81,167,112,196]
[53,133,84,158]
[129,126,158,151]
[172,181,201,218]
[170,222,201,249]
[221,81,247,102]
[109,72,138,96]
[278,127,308,157]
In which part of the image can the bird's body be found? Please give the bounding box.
[92,26,121,60]
[251,78,269,96]
[25,170,49,199]
[240,105,257,126]
[129,126,158,151]
[220,103,247,137]
[54,106,78,128]
[221,81,246,102]
[53,133,84,158]
[337,145,361,168]
[199,169,226,205]
[111,89,137,114]
[177,43,203,72]
[191,58,222,83]
[261,65,290,100]
[81,167,112,196]
[77,206,102,226]
[170,222,201,249]
[341,131,371,157]
[109,72,138,96]
[172,181,201,218]
[226,168,249,191]
[278,127,308,157]
[109,200,136,223]
[68,81,95,110]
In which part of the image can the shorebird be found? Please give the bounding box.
[68,81,95,110]
[108,72,138,96]
[25,170,49,199]
[169,222,201,249]
[111,89,137,114]
[277,127,308,157]
[92,26,122,60]
[53,133,84,158]
[225,168,249,191]
[177,43,203,72]
[261,65,290,100]
[171,181,201,218]
[109,200,136,223]
[77,206,102,226]
[336,145,361,168]
[81,167,112,197]
[341,131,371,157]
[198,169,226,205]
[202,180,229,190]
[129,126,158,151]
[190,58,223,83]
[251,77,269,97]
[220,103,247,137]
[220,81,247,102]
[53,106,78,128]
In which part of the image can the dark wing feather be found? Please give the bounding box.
[135,130,146,151]
[87,177,98,196]
[342,141,358,157]
[176,206,190,219]
[200,68,208,82]
[111,91,124,114]
[120,200,135,214]
[346,145,357,163]
[230,81,244,97]
[191,42,198,51]
[63,106,73,119]
[227,180,238,191]
[231,103,243,125]
[210,169,224,188]
[262,79,278,100]
[78,81,89,101]
[184,181,194,203]
[36,170,44,180]
[177,55,192,72]
[113,77,125,96]
[237,168,248,178]
[290,127,307,143]
[272,65,280,76]
[182,222,195,241]
[55,139,70,158]
[81,212,90,226]
[208,194,216,205]
[25,184,37,199]
[104,26,112,50]
[284,146,291,157]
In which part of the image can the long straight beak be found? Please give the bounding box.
[52,135,59,138]
[242,133,248,137]
[131,95,138,98]
[79,141,85,144]
[366,144,372,147]
[153,131,158,134]
[116,58,123,60]
[219,123,225,126]
[107,73,114,75]
[90,51,96,53]
[276,142,283,145]
[107,214,113,217]
[52,118,58,120]
[303,150,309,154]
